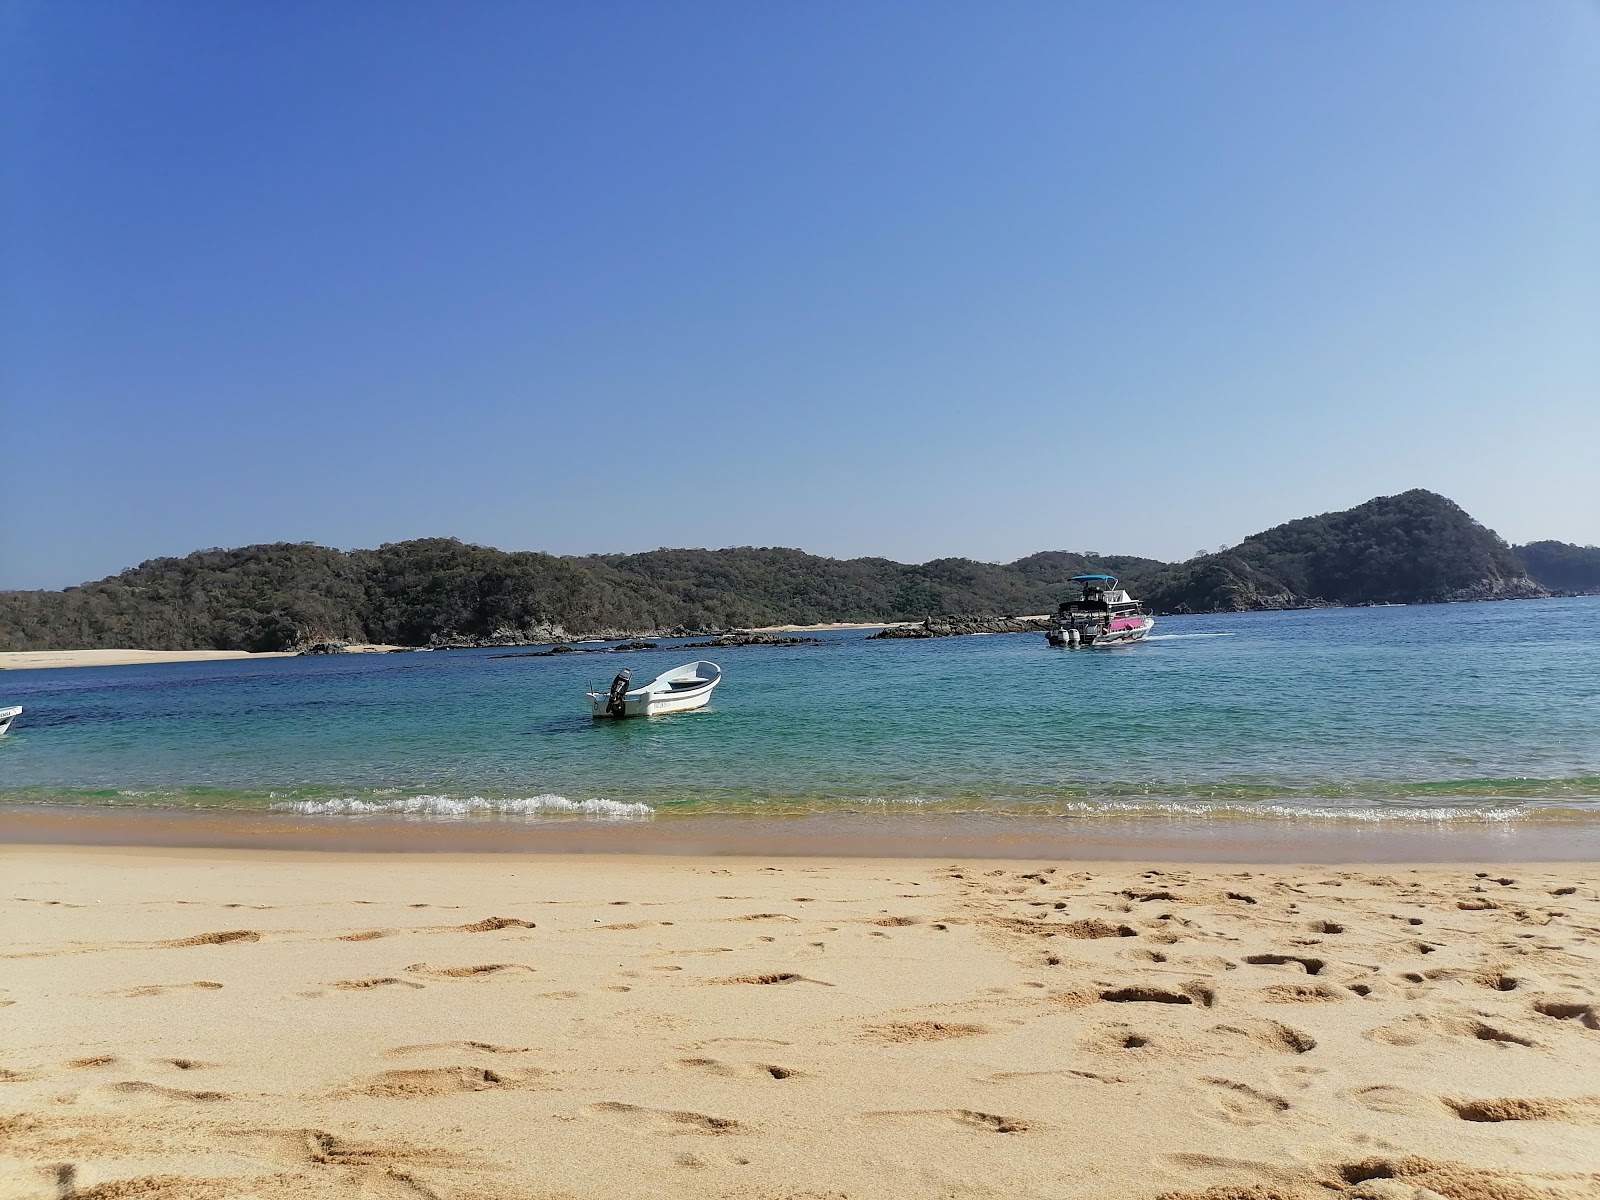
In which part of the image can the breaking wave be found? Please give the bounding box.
[276,793,652,819]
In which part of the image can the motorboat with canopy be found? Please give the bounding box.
[1046,575,1155,647]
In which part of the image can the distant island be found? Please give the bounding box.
[2,490,1593,653]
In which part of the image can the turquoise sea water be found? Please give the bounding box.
[2,598,1598,827]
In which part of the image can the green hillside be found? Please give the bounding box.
[0,541,1158,652]
[1514,541,1600,595]
[1143,490,1543,612]
[0,490,1559,651]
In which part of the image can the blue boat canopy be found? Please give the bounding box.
[1071,574,1119,583]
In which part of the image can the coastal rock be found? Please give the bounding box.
[682,632,822,648]
[1441,576,1547,603]
[298,640,350,655]
[868,616,1050,640]
[491,639,662,659]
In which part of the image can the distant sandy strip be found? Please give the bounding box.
[2,844,1597,1199]
[0,632,893,666]
[0,646,398,670]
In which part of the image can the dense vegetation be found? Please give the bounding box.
[1514,541,1600,595]
[0,490,1561,652]
[0,541,1160,652]
[1143,490,1544,612]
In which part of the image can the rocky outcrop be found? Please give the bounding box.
[681,632,822,647]
[1440,577,1547,603]
[868,616,1050,640]
[297,640,350,655]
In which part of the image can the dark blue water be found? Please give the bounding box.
[2,598,1597,826]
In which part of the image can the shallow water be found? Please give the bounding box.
[2,598,1597,830]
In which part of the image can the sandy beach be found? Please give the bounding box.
[0,648,401,671]
[3,847,1597,1199]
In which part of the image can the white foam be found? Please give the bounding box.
[277,793,652,819]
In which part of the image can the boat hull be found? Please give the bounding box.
[589,681,718,718]
[0,705,20,735]
[586,663,722,718]
[1046,617,1155,647]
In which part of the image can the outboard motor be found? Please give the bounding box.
[606,669,633,717]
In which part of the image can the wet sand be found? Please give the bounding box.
[2,844,1598,1199]
[6,804,1600,863]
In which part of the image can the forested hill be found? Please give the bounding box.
[1513,541,1600,595]
[0,490,1565,652]
[1143,490,1544,613]
[0,541,1162,653]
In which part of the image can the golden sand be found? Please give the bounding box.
[2,847,1597,1198]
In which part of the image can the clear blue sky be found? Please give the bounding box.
[3,1,1596,589]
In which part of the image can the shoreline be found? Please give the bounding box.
[0,645,400,671]
[6,804,1599,862]
[3,843,1596,1198]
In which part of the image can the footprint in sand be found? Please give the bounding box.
[403,962,535,981]
[586,1100,742,1134]
[1532,998,1599,1030]
[674,1150,753,1168]
[1083,1023,1163,1053]
[1098,982,1215,1007]
[674,1057,799,1080]
[97,1080,230,1103]
[341,1065,546,1097]
[1209,1020,1317,1055]
[864,1109,1031,1134]
[1366,1014,1537,1047]
[331,977,426,991]
[713,972,832,987]
[159,930,261,948]
[454,917,536,932]
[229,1126,468,1171]
[1349,1084,1440,1116]
[384,1041,531,1057]
[110,981,225,998]
[1201,1078,1291,1126]
[984,1067,1125,1085]
[1444,1096,1600,1124]
[858,1021,988,1044]
[1258,982,1346,1003]
[64,1055,121,1069]
[1241,953,1325,976]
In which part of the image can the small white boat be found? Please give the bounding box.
[1046,575,1155,647]
[588,661,721,718]
[0,706,21,735]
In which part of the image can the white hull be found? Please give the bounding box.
[0,705,20,735]
[1047,617,1155,647]
[588,661,721,718]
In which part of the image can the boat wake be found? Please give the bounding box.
[1142,632,1237,641]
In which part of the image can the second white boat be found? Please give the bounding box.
[589,661,722,718]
